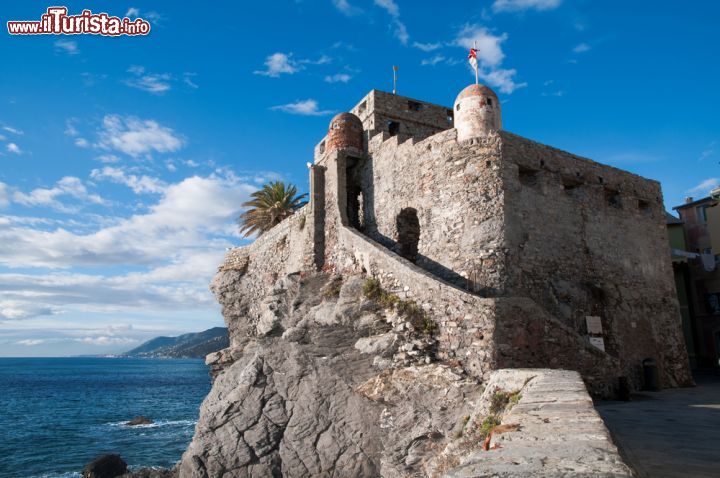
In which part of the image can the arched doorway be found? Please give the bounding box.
[396,208,420,263]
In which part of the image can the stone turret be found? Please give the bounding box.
[325,112,363,154]
[453,84,501,141]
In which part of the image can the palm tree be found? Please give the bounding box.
[238,181,308,238]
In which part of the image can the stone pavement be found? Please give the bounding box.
[596,373,720,478]
[445,369,632,477]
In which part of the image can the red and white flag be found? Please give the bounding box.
[467,48,478,69]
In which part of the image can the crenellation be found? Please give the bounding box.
[220,84,692,396]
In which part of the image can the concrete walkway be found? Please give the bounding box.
[596,374,720,478]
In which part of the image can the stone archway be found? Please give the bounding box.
[396,208,420,263]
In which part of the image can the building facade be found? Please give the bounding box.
[221,84,693,395]
[673,193,720,368]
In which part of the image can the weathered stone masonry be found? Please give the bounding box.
[221,84,692,396]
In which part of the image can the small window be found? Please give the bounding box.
[358,101,367,115]
[638,199,652,216]
[562,176,582,193]
[518,166,539,188]
[456,103,461,111]
[388,120,400,136]
[605,188,622,209]
[408,101,422,112]
[486,98,493,107]
[318,141,325,154]
[698,205,709,222]
[332,122,340,130]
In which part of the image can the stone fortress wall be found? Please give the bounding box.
[220,84,692,395]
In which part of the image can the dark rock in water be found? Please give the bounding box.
[82,454,128,478]
[126,416,153,426]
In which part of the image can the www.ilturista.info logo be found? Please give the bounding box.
[7,6,151,36]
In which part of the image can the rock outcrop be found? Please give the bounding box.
[82,454,128,478]
[176,272,631,477]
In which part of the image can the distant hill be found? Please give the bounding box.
[123,327,229,358]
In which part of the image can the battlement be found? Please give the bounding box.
[350,89,454,141]
[314,90,455,161]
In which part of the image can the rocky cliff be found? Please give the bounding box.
[174,271,631,477]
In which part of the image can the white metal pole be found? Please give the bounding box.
[474,41,479,85]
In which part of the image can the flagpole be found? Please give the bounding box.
[393,65,398,95]
[473,41,479,85]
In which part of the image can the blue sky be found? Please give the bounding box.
[1,0,718,356]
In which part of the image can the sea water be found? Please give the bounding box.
[0,357,211,478]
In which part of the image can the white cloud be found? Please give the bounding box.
[254,53,331,78]
[455,25,526,93]
[183,72,199,89]
[74,138,89,148]
[123,8,161,24]
[6,143,21,154]
[324,73,352,83]
[479,68,527,94]
[98,115,184,157]
[91,167,167,194]
[125,66,172,94]
[421,55,446,66]
[3,126,23,135]
[76,336,136,346]
[17,339,46,346]
[54,39,79,55]
[700,142,716,161]
[393,20,409,45]
[271,99,335,116]
[64,119,79,137]
[0,173,257,269]
[689,178,720,195]
[492,0,562,13]
[332,0,363,16]
[254,53,300,77]
[2,300,55,320]
[95,154,120,164]
[0,183,9,208]
[373,0,408,45]
[0,171,275,325]
[573,42,591,53]
[12,176,106,212]
[455,25,507,67]
[374,0,399,16]
[413,42,442,52]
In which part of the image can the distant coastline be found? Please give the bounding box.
[121,327,229,359]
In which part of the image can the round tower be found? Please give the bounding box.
[325,112,364,154]
[453,84,502,141]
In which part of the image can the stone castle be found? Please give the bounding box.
[220,83,692,396]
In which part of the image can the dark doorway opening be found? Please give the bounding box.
[396,208,420,263]
[346,156,363,229]
[388,120,400,137]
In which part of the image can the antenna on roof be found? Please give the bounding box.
[392,65,398,95]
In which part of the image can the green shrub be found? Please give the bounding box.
[490,390,522,415]
[362,278,383,300]
[322,283,342,299]
[479,415,501,438]
[363,277,437,336]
